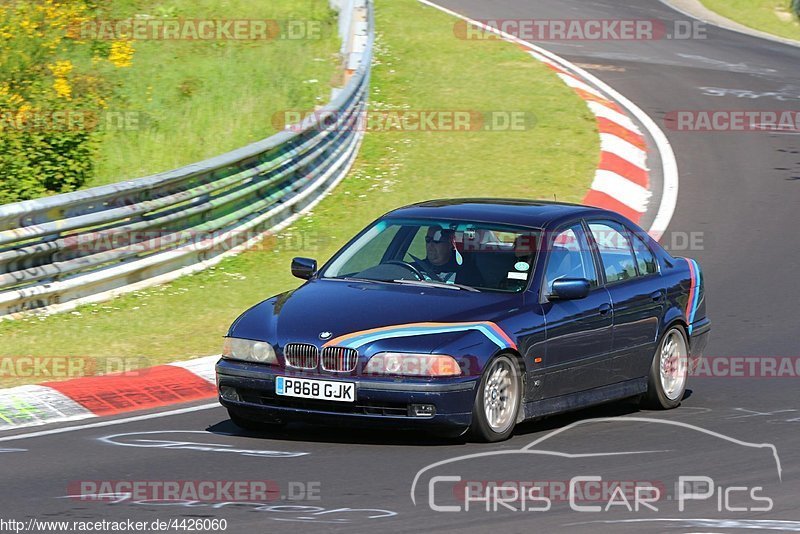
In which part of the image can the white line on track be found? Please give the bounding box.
[0,402,219,443]
[555,72,606,99]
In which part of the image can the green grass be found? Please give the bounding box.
[89,0,340,187]
[699,0,800,40]
[0,0,598,388]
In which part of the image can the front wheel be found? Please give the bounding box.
[642,326,689,409]
[469,355,522,442]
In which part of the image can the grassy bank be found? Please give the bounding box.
[0,0,598,388]
[699,0,800,40]
[89,0,340,187]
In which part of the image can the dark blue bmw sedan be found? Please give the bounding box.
[216,199,709,441]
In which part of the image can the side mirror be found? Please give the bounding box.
[291,257,317,280]
[549,278,591,300]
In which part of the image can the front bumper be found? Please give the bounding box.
[216,359,477,434]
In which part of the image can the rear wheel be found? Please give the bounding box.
[643,326,689,409]
[469,355,522,442]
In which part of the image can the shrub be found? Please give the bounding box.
[0,1,130,203]
[0,126,99,204]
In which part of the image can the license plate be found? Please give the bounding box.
[275,376,355,403]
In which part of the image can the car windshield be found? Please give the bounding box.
[320,218,541,292]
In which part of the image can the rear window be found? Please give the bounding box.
[588,221,638,283]
[631,232,658,276]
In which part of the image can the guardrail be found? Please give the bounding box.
[0,0,374,319]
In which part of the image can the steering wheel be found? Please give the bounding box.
[406,255,446,282]
[385,260,425,280]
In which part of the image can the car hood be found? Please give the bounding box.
[228,278,522,353]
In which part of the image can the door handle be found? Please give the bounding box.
[650,290,664,302]
[598,303,612,316]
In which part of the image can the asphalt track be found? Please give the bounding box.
[2,1,800,532]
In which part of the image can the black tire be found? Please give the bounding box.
[468,354,523,442]
[642,326,689,409]
[228,410,285,432]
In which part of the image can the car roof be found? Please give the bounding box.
[383,198,615,229]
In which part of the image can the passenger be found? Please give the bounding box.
[500,234,537,291]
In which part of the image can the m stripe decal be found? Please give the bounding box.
[685,258,702,333]
[324,322,516,350]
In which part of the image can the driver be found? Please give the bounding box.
[413,226,462,283]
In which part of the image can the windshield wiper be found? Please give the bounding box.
[333,277,480,292]
[391,279,480,292]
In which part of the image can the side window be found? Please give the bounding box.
[404,227,428,262]
[631,232,658,276]
[544,225,598,292]
[588,221,637,283]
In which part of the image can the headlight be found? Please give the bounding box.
[222,337,277,365]
[365,352,461,377]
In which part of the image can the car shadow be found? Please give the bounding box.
[205,419,461,447]
[511,398,641,438]
[206,390,694,446]
[512,388,694,437]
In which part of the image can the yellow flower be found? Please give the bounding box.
[48,59,73,78]
[53,77,72,99]
[109,40,135,68]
